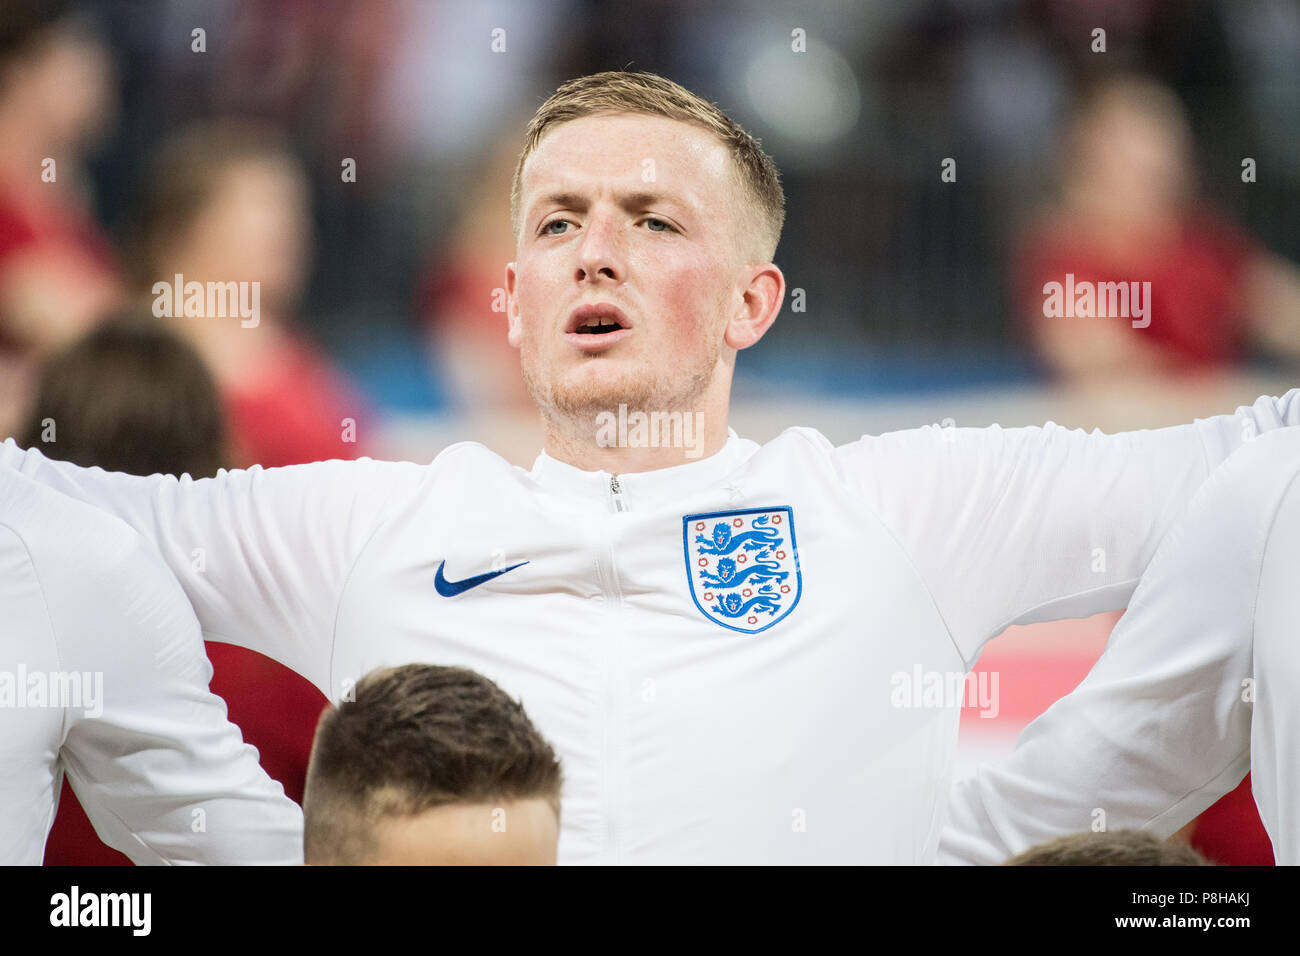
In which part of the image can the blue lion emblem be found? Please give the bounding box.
[698,552,787,589]
[695,515,782,556]
[713,586,782,619]
[682,507,801,634]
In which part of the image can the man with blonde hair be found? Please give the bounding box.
[3,70,1298,863]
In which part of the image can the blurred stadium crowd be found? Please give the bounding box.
[1,0,1297,865]
[4,0,1300,433]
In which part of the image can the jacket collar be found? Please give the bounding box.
[528,429,758,507]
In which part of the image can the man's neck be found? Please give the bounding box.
[540,406,730,474]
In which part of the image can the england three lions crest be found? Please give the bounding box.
[683,507,802,634]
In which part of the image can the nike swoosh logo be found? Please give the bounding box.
[434,560,529,597]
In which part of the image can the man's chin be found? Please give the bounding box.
[549,384,651,420]
[524,345,719,423]
[543,362,667,420]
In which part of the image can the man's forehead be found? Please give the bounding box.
[521,114,734,201]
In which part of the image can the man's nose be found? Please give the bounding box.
[575,216,621,284]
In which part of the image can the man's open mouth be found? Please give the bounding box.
[574,318,624,335]
[566,303,632,337]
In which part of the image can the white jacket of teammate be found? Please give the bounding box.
[941,425,1300,865]
[0,469,303,864]
[2,392,1298,864]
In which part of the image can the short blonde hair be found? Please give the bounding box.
[511,71,784,262]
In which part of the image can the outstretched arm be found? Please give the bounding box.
[834,389,1300,665]
[0,441,427,692]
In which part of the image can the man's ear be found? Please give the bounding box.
[724,263,785,350]
[505,261,522,348]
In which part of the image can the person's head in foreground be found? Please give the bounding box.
[1004,830,1211,866]
[505,71,786,469]
[303,664,563,865]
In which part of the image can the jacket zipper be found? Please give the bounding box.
[609,474,628,512]
[599,473,627,862]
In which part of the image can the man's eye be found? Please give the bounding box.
[644,218,675,233]
[542,219,571,235]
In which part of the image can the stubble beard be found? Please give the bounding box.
[523,339,720,440]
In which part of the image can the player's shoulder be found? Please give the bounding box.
[752,426,833,455]
[1202,427,1300,505]
[746,424,941,487]
[770,423,965,459]
[811,419,976,477]
[1164,427,1300,563]
[0,469,137,558]
[741,426,847,476]
[0,469,162,604]
[1230,424,1300,467]
[430,439,514,469]
[428,439,551,491]
[236,451,446,509]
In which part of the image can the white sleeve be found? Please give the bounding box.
[2,474,305,865]
[0,441,428,693]
[833,389,1300,663]
[1242,436,1300,865]
[937,427,1300,866]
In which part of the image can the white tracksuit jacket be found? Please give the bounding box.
[0,469,302,864]
[2,391,1298,864]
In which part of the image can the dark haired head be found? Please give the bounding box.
[19,310,230,478]
[0,0,75,72]
[303,664,563,865]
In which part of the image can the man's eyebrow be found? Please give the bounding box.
[617,191,692,213]
[531,192,589,217]
[527,189,696,223]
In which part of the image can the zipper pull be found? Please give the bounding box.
[609,474,628,512]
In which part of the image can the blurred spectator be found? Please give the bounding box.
[18,312,229,475]
[0,0,121,435]
[23,311,328,865]
[418,128,533,414]
[1017,75,1300,382]
[127,119,371,466]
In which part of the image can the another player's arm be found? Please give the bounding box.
[56,527,307,864]
[937,428,1300,865]
[834,389,1300,665]
[0,441,427,692]
[0,472,305,865]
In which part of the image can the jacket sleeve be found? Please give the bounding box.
[0,441,427,693]
[937,427,1300,865]
[3,475,307,864]
[833,390,1300,664]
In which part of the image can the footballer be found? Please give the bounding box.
[2,72,1298,863]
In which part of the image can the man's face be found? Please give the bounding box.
[507,113,751,422]
[367,798,559,865]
